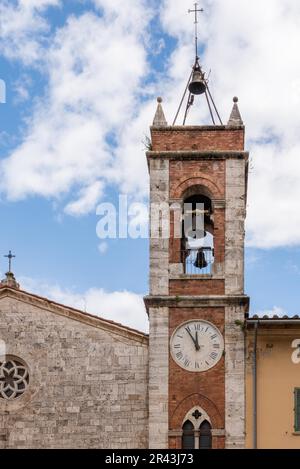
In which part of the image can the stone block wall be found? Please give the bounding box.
[0,293,148,449]
[225,305,246,448]
[225,158,247,295]
[148,307,169,449]
[149,158,169,296]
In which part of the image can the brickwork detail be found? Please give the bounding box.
[169,279,224,296]
[151,127,244,152]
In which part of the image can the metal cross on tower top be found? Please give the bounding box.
[4,251,16,273]
[188,3,204,59]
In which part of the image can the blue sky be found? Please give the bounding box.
[1,0,300,331]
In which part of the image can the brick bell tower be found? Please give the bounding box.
[144,17,249,447]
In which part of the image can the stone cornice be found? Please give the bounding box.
[168,428,225,437]
[0,287,148,344]
[146,150,249,161]
[150,125,244,131]
[247,327,300,336]
[169,275,225,281]
[144,295,250,311]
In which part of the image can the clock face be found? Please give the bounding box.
[170,320,224,372]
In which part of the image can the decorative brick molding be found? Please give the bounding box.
[147,150,248,160]
[171,175,223,201]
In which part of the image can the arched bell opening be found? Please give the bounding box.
[181,191,214,275]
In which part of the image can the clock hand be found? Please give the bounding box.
[185,327,198,351]
[195,331,200,351]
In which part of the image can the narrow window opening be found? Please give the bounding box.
[199,420,212,449]
[182,420,195,449]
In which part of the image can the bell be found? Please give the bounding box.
[189,68,206,95]
[194,249,208,269]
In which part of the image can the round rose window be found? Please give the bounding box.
[0,358,29,400]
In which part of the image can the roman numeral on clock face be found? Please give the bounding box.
[210,352,218,360]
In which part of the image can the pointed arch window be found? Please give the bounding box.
[199,420,212,449]
[182,420,195,449]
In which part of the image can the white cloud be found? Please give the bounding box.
[0,79,6,104]
[255,306,286,318]
[12,75,33,104]
[246,142,300,248]
[0,6,151,208]
[64,181,104,216]
[20,276,148,333]
[1,0,300,249]
[92,0,153,31]
[98,242,108,254]
[0,0,61,64]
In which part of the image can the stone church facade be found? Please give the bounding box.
[1,98,300,449]
[0,286,148,448]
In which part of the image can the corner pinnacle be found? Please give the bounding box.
[227,97,243,126]
[153,97,167,127]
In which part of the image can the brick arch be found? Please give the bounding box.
[170,393,223,430]
[172,176,223,201]
[182,184,214,202]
